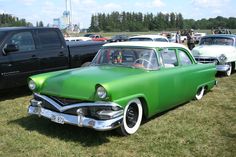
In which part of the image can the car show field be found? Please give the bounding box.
[0,72,235,157]
[1,0,236,155]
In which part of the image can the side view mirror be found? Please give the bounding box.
[2,44,19,55]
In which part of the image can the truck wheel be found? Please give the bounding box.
[225,62,232,76]
[81,62,91,67]
[117,99,143,136]
[195,86,205,100]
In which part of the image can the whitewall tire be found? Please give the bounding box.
[118,99,143,136]
[225,63,232,76]
[195,87,205,100]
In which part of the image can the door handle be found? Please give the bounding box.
[2,63,12,67]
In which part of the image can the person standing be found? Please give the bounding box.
[187,29,195,50]
[175,30,181,43]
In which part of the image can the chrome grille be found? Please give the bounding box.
[195,57,218,64]
[50,96,87,106]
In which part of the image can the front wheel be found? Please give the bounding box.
[195,86,205,100]
[225,62,232,76]
[117,99,143,136]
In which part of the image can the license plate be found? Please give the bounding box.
[51,115,65,124]
[33,107,41,114]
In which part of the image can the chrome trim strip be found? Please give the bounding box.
[194,56,218,63]
[28,106,123,131]
[194,56,218,60]
[34,93,122,112]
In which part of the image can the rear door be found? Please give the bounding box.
[36,29,69,73]
[0,30,38,89]
[176,48,200,99]
[154,48,196,111]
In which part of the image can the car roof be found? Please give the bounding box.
[103,41,188,49]
[129,34,167,39]
[0,27,57,32]
[203,34,236,38]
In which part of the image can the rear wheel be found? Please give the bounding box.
[195,87,205,100]
[117,99,143,136]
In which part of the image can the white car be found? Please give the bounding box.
[129,35,169,42]
[192,34,236,76]
[193,33,206,44]
[180,36,187,43]
[65,37,91,42]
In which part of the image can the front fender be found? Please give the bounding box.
[113,93,147,108]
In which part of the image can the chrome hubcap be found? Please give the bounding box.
[126,103,138,128]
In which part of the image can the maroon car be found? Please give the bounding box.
[90,34,108,42]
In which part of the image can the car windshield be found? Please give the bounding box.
[91,48,159,70]
[199,37,234,46]
[84,33,94,37]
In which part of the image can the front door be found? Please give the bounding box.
[0,31,38,89]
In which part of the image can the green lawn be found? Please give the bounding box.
[0,73,235,157]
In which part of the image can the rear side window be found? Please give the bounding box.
[38,30,62,49]
[178,49,192,65]
[160,49,178,68]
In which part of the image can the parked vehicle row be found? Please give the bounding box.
[1,27,233,136]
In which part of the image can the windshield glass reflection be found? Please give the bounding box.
[91,48,159,70]
[200,37,234,46]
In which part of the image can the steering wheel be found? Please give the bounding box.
[133,58,153,68]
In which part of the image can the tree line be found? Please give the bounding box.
[0,13,32,27]
[184,16,236,30]
[36,21,44,27]
[89,12,236,32]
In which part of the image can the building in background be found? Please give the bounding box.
[53,18,61,28]
[52,0,80,32]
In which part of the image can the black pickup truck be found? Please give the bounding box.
[0,27,105,90]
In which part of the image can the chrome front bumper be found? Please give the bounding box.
[216,64,230,72]
[194,56,230,72]
[28,93,123,131]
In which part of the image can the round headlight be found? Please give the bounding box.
[28,80,36,91]
[97,86,107,99]
[218,54,227,63]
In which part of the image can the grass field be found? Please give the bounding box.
[0,73,236,157]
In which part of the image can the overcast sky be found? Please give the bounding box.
[0,0,235,28]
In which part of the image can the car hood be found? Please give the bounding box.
[192,45,235,58]
[33,66,146,100]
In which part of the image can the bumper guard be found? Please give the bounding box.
[28,93,123,131]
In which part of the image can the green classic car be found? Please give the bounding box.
[28,42,217,135]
